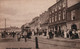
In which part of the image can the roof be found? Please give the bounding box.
[67,2,80,11]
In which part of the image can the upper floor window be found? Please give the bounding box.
[58,11,61,20]
[55,13,57,21]
[71,10,76,20]
[58,3,61,9]
[55,6,57,11]
[52,10,54,13]
[49,18,52,23]
[63,0,66,7]
[63,9,66,19]
[49,12,52,14]
[52,16,54,22]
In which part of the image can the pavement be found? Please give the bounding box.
[0,35,80,49]
[39,35,80,42]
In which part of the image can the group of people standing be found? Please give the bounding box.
[1,31,8,38]
[66,29,79,39]
[33,28,80,39]
[48,29,80,39]
[1,31,16,38]
[19,27,80,42]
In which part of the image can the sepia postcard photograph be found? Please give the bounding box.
[0,0,80,49]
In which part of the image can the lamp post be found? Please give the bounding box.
[35,22,41,49]
[35,28,39,49]
[35,36,39,49]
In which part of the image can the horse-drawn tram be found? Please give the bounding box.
[17,25,32,42]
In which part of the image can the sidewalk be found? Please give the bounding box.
[32,35,80,49]
[39,35,80,42]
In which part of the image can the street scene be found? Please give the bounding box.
[0,0,80,49]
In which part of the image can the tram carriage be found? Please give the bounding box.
[17,25,32,41]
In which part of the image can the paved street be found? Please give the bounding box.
[0,35,80,49]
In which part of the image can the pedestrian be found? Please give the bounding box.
[3,31,6,38]
[23,30,28,42]
[27,31,32,39]
[75,32,79,39]
[69,29,73,38]
[44,31,47,36]
[1,32,4,38]
[34,31,36,35]
[48,30,53,39]
[52,31,54,38]
[12,31,15,38]
[66,29,69,38]
[54,30,57,37]
[61,30,64,38]
[77,29,80,38]
[17,32,22,41]
[39,31,42,35]
[64,30,67,38]
[72,29,79,39]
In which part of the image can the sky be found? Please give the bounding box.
[0,0,56,28]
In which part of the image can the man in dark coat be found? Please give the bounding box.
[69,30,73,38]
[44,31,47,36]
[48,30,53,39]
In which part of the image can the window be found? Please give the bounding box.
[52,16,54,22]
[50,12,52,14]
[49,18,52,23]
[52,10,54,13]
[55,13,57,21]
[71,10,76,20]
[55,6,57,11]
[63,9,66,19]
[63,0,66,7]
[58,12,61,20]
[59,3,61,9]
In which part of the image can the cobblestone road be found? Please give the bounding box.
[0,35,80,49]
